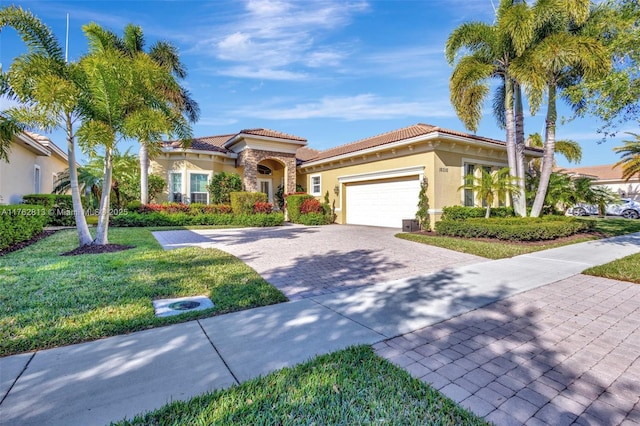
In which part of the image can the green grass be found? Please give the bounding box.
[0,228,286,356]
[398,217,640,260]
[584,253,640,284]
[114,345,489,426]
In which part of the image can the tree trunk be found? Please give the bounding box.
[139,142,149,204]
[514,83,528,216]
[94,145,113,245]
[504,78,520,214]
[530,84,557,217]
[66,115,93,246]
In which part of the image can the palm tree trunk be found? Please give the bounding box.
[530,84,557,217]
[504,78,519,213]
[66,116,92,246]
[94,146,113,245]
[514,83,528,216]
[139,142,149,204]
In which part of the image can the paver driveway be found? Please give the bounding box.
[153,224,486,299]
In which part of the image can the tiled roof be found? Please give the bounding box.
[563,164,633,181]
[238,128,307,142]
[163,134,235,153]
[295,146,321,162]
[303,123,517,163]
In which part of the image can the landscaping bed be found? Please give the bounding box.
[0,228,286,356]
[115,345,488,426]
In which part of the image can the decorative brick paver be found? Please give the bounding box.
[375,274,640,425]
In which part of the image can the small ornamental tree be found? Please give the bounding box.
[208,172,243,204]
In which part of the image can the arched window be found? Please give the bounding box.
[258,164,272,175]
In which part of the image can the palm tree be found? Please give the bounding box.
[527,132,582,174]
[613,130,640,180]
[82,23,199,205]
[446,0,535,216]
[459,167,520,218]
[77,25,192,244]
[0,5,93,246]
[512,0,609,217]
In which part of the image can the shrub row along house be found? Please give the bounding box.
[153,123,543,229]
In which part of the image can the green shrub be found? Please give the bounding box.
[296,212,328,226]
[22,194,76,226]
[207,172,243,204]
[110,211,284,227]
[0,205,48,250]
[230,192,267,215]
[285,194,314,223]
[434,216,593,241]
[441,205,515,221]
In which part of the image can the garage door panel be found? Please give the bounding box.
[346,177,420,228]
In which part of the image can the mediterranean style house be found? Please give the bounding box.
[152,123,543,228]
[0,131,68,205]
[563,164,640,201]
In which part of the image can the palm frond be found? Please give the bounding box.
[0,6,63,61]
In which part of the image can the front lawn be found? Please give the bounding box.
[398,217,640,260]
[583,253,640,284]
[0,228,286,356]
[114,345,489,426]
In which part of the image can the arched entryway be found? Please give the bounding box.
[237,148,297,200]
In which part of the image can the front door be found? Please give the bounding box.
[258,178,273,203]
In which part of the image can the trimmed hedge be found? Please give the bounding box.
[22,194,76,226]
[296,212,328,226]
[434,216,593,241]
[110,211,284,227]
[0,205,48,250]
[231,192,268,215]
[285,194,315,223]
[441,206,515,221]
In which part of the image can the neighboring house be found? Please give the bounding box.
[154,123,543,228]
[0,131,68,205]
[563,164,640,201]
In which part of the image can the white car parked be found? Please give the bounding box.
[569,198,640,219]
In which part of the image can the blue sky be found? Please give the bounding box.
[1,0,635,167]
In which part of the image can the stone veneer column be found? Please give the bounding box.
[284,157,297,194]
[238,150,258,192]
[238,148,297,195]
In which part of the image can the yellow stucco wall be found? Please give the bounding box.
[0,142,68,205]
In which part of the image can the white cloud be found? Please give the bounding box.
[190,0,369,80]
[215,66,308,80]
[230,93,455,121]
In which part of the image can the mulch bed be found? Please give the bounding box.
[61,244,134,256]
[411,230,605,246]
[0,229,135,256]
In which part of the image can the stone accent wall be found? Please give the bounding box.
[238,149,297,194]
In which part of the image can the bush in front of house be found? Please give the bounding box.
[207,172,243,204]
[434,216,593,241]
[111,211,284,227]
[0,204,48,250]
[231,192,268,215]
[285,194,314,223]
[22,194,76,226]
[285,193,333,225]
[441,205,515,221]
[129,202,233,215]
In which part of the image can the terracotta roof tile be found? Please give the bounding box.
[303,123,520,163]
[163,134,235,153]
[563,164,634,181]
[295,146,320,162]
[238,128,306,142]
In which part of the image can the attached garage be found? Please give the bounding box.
[345,175,421,228]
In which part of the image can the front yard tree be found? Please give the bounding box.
[78,24,192,245]
[613,130,640,180]
[512,0,609,217]
[459,167,520,218]
[0,5,93,246]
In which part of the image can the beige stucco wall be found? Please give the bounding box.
[596,181,640,201]
[0,142,68,205]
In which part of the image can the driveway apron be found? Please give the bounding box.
[153,224,486,299]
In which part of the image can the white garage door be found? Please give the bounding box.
[346,177,420,228]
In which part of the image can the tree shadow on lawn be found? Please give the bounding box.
[374,274,640,425]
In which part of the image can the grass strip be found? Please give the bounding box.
[0,228,286,356]
[114,345,489,426]
[583,253,640,284]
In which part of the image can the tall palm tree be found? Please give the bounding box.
[446,0,535,216]
[613,130,640,180]
[0,5,93,246]
[82,23,199,205]
[78,25,192,244]
[459,167,520,218]
[513,0,609,217]
[527,132,582,173]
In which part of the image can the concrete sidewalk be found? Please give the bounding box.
[1,232,639,425]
